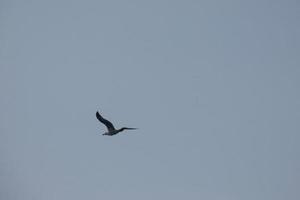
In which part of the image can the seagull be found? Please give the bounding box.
[96,111,137,136]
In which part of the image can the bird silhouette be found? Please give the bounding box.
[96,111,137,136]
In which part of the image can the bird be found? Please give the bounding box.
[96,111,137,136]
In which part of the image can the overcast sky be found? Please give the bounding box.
[1,0,299,199]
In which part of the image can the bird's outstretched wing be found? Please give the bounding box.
[96,111,115,131]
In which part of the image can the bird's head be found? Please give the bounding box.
[119,127,138,132]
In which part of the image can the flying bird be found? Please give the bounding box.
[96,111,137,136]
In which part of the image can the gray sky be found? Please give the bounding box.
[1,0,299,199]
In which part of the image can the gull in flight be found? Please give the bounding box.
[96,111,137,136]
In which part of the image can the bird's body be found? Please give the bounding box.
[96,111,137,136]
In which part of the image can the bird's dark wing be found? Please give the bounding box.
[96,111,115,131]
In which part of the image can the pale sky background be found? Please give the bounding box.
[1,0,300,200]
